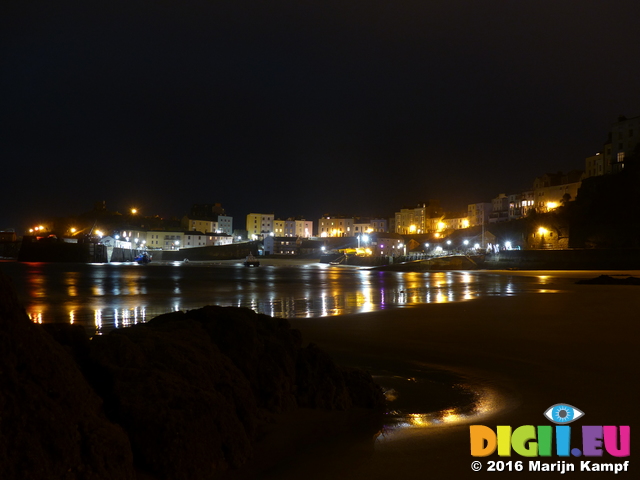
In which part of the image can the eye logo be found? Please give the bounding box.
[543,403,584,424]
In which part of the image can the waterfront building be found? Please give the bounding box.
[488,194,509,224]
[273,219,285,237]
[609,114,640,174]
[467,203,492,227]
[353,220,373,236]
[584,153,605,179]
[318,215,354,237]
[394,200,443,234]
[183,217,216,233]
[370,218,388,233]
[283,218,313,237]
[0,231,17,242]
[206,233,233,246]
[263,236,299,255]
[246,213,274,238]
[185,203,233,235]
[216,216,233,235]
[183,214,233,235]
[182,231,208,247]
[583,114,639,177]
[156,231,184,250]
[508,191,535,220]
[443,212,470,231]
[368,232,404,256]
[533,171,583,212]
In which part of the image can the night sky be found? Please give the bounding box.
[2,1,640,231]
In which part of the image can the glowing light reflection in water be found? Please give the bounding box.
[2,263,563,334]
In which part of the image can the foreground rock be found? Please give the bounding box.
[40,305,386,479]
[0,272,135,480]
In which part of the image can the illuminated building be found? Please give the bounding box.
[246,213,274,238]
[318,215,354,237]
[533,171,583,212]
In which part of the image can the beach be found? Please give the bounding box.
[264,276,640,479]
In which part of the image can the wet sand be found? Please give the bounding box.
[252,278,640,479]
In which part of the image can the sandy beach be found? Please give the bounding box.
[250,276,640,479]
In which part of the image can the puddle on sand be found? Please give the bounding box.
[372,371,506,440]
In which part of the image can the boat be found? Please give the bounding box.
[135,253,151,264]
[243,254,260,267]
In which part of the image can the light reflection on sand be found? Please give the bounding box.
[373,379,505,447]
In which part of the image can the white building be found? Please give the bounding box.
[206,233,233,246]
[182,232,208,247]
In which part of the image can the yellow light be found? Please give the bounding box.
[546,202,558,210]
[409,224,416,233]
[131,208,137,214]
[29,228,34,233]
[437,221,445,231]
[70,228,77,233]
[39,225,44,230]
[462,219,470,228]
[538,227,549,235]
[434,232,440,238]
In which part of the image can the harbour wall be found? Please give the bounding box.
[143,241,261,262]
[484,249,640,270]
[0,241,20,259]
[18,241,260,263]
[18,241,108,263]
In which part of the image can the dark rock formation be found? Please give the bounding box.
[0,272,135,480]
[295,343,353,409]
[86,316,257,478]
[176,306,302,413]
[79,307,384,479]
[2,276,385,480]
[576,275,640,285]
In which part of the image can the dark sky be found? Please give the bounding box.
[2,0,639,231]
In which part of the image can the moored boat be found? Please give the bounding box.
[243,254,260,267]
[135,253,151,264]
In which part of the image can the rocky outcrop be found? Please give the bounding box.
[74,307,384,479]
[86,316,258,478]
[1,274,385,480]
[576,274,640,285]
[0,272,135,480]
